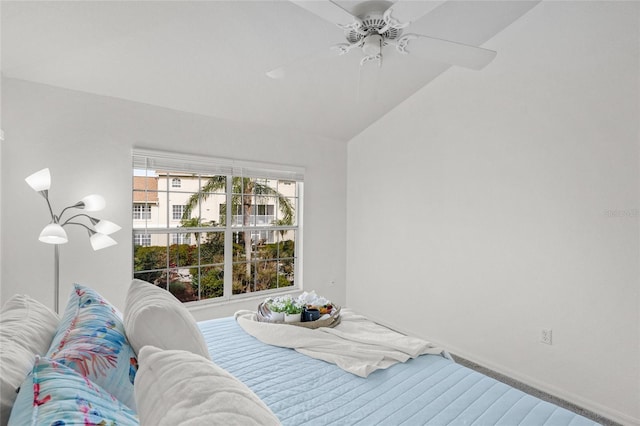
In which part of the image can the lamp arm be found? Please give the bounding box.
[58,202,85,222]
[63,221,95,234]
[60,213,96,228]
[40,191,59,222]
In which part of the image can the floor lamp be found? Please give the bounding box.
[25,168,121,313]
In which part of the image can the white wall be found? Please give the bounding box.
[0,69,3,304]
[1,78,347,319]
[347,2,639,424]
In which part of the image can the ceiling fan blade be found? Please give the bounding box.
[380,0,444,32]
[266,46,338,79]
[289,0,360,29]
[396,34,497,70]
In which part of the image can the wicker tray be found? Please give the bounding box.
[257,302,341,329]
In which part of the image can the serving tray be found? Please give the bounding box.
[256,302,341,329]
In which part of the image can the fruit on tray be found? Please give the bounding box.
[311,304,333,315]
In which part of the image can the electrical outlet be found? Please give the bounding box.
[540,329,553,345]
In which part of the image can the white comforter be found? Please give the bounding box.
[234,309,446,378]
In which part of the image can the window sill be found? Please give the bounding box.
[185,287,302,321]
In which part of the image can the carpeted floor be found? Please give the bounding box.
[452,355,621,426]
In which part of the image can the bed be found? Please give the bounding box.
[1,281,601,426]
[199,316,600,426]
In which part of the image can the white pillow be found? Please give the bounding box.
[123,279,209,359]
[135,346,280,426]
[0,295,59,426]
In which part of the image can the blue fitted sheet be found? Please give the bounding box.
[199,317,599,426]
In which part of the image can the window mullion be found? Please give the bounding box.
[164,176,170,292]
[295,182,303,291]
[197,174,202,301]
[223,175,233,299]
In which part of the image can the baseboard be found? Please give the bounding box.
[360,312,639,426]
[445,346,638,426]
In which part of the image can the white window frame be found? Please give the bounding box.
[134,233,151,247]
[172,233,189,245]
[132,149,304,304]
[172,205,186,221]
[133,204,152,220]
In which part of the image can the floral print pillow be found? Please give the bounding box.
[46,285,138,410]
[8,356,138,425]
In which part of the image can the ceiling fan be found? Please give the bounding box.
[267,0,498,79]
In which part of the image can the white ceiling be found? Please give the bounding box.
[1,1,539,142]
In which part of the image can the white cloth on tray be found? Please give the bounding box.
[234,308,446,378]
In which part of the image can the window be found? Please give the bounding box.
[171,177,181,188]
[134,234,151,247]
[172,205,186,221]
[172,233,189,245]
[221,203,275,226]
[133,204,152,220]
[132,149,304,304]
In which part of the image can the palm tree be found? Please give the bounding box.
[182,176,294,291]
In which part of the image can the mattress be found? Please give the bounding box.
[199,317,599,426]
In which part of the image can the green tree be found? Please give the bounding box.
[133,245,165,283]
[183,176,294,292]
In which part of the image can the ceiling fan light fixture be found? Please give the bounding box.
[362,34,383,57]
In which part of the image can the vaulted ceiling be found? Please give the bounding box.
[1,1,539,141]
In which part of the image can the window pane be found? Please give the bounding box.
[197,191,225,228]
[133,239,166,284]
[278,230,296,286]
[169,239,195,268]
[256,198,276,226]
[232,261,254,295]
[194,265,224,300]
[278,196,297,225]
[199,231,225,264]
[256,260,279,290]
[161,268,197,302]
[231,231,245,262]
[279,257,295,288]
[200,174,226,195]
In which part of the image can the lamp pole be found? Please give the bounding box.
[54,244,60,314]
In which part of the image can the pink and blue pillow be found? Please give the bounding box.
[8,356,138,426]
[45,284,138,410]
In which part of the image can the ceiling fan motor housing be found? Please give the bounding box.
[345,13,400,46]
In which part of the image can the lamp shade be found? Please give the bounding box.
[39,223,68,244]
[90,233,117,251]
[81,194,106,212]
[93,219,122,235]
[25,168,51,192]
